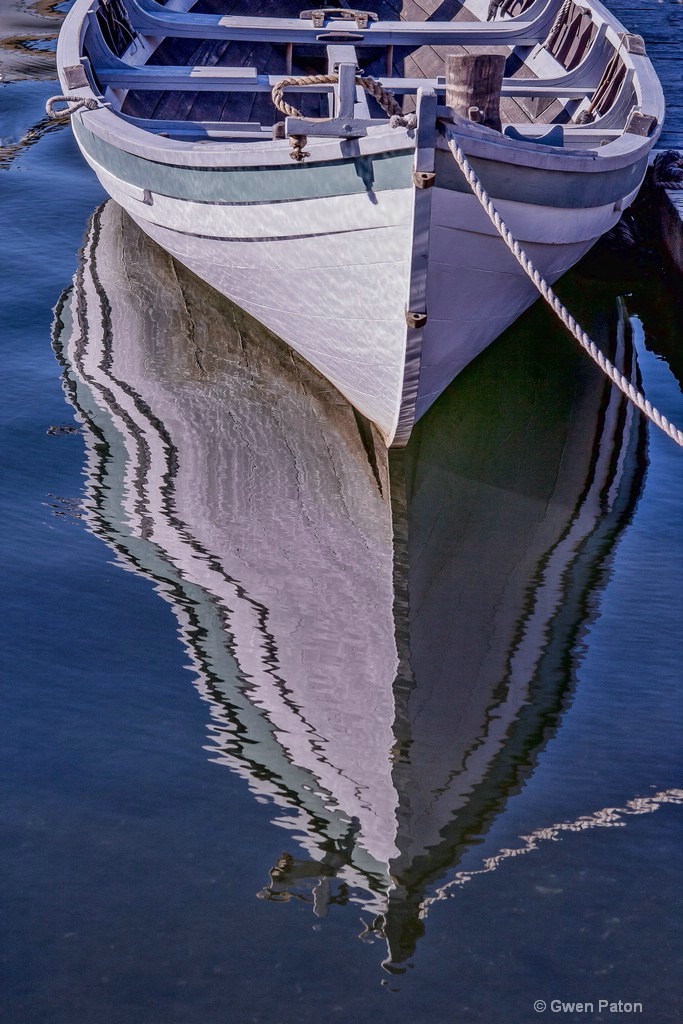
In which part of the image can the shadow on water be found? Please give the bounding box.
[385,267,649,969]
[53,201,649,975]
[576,188,683,389]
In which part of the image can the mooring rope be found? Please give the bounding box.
[652,150,683,191]
[443,128,683,447]
[45,95,101,120]
[271,73,403,161]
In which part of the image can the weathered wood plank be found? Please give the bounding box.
[122,0,525,126]
[445,52,506,131]
[150,0,280,124]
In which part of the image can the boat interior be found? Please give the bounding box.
[78,0,651,148]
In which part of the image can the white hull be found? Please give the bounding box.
[80,149,636,442]
[57,0,665,443]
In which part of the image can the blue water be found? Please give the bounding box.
[1,5,681,1023]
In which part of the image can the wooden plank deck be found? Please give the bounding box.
[120,0,541,125]
[116,1,680,140]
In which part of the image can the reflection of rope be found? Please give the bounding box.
[421,787,683,914]
[46,95,101,120]
[444,128,683,448]
[271,73,403,161]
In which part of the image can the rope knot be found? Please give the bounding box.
[390,113,417,130]
[288,135,310,162]
[46,95,100,120]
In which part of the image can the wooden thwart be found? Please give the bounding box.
[124,0,558,46]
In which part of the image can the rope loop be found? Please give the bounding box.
[271,73,403,160]
[358,75,402,118]
[652,150,683,191]
[271,74,337,121]
[443,127,683,448]
[45,95,100,120]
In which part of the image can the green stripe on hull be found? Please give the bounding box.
[73,121,413,203]
[434,149,648,208]
[75,121,646,212]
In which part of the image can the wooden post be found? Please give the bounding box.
[445,53,506,132]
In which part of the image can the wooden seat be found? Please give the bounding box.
[117,112,267,137]
[123,0,558,47]
[503,123,564,145]
[94,63,261,90]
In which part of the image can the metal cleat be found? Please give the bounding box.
[299,8,378,30]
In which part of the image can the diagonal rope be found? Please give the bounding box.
[443,127,683,448]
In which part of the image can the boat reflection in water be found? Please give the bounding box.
[53,201,646,973]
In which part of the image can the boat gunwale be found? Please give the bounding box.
[58,0,663,176]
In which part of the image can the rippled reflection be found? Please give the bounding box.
[0,0,64,81]
[0,2,72,170]
[53,201,647,972]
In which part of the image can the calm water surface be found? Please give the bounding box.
[1,3,681,1022]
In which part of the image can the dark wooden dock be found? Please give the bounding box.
[609,2,682,273]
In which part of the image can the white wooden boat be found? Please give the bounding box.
[53,200,645,970]
[55,0,663,445]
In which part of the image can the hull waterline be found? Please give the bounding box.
[55,0,664,443]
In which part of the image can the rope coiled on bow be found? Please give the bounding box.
[652,150,683,191]
[271,74,405,161]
